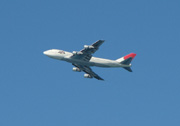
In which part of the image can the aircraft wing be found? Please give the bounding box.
[71,40,105,62]
[73,64,104,80]
[80,40,105,54]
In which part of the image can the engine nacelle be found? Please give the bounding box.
[72,51,78,55]
[72,67,81,72]
[84,74,93,78]
[84,45,94,49]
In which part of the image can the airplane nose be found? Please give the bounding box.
[43,51,48,55]
[43,50,50,56]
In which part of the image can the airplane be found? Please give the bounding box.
[43,40,136,80]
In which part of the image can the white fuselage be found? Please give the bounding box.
[43,49,131,68]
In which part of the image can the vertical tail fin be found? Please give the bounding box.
[116,53,136,72]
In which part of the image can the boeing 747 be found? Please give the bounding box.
[43,40,136,80]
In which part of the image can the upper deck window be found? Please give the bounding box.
[58,50,65,54]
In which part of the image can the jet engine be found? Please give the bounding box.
[84,45,94,49]
[72,67,81,72]
[72,51,83,55]
[84,74,93,78]
[72,51,78,55]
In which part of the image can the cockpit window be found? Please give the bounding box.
[58,50,65,54]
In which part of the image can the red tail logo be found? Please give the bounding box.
[124,53,136,60]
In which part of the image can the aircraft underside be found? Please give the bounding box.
[43,40,136,80]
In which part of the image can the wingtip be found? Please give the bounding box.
[98,40,105,42]
[98,78,104,81]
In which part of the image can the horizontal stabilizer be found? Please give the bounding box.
[123,67,133,72]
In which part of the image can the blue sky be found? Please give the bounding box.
[0,0,180,126]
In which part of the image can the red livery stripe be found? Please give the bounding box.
[124,53,136,59]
